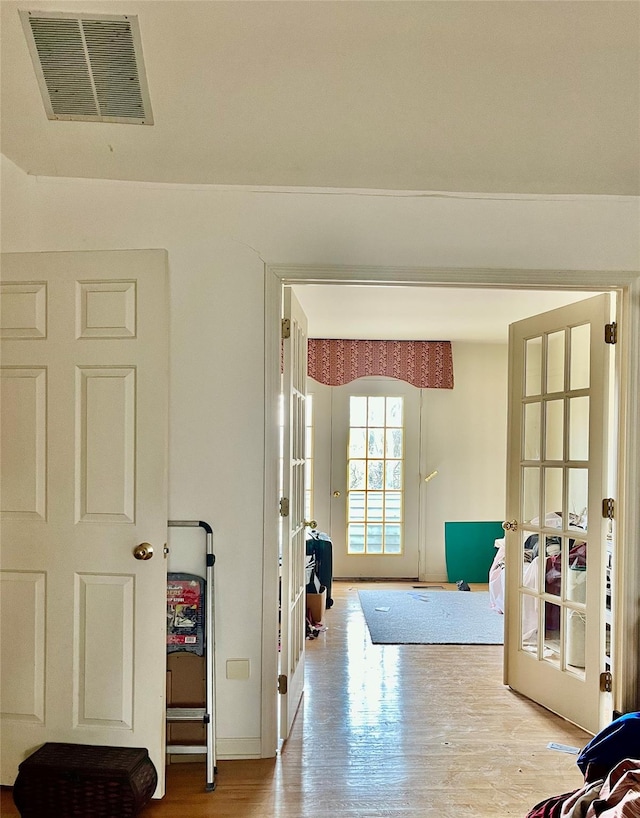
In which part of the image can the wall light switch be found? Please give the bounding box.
[226,659,250,680]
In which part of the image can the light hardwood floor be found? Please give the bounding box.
[1,581,589,817]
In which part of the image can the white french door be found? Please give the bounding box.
[279,287,308,741]
[504,294,615,734]
[330,378,421,578]
[0,251,169,790]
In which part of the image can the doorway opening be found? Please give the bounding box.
[263,266,640,753]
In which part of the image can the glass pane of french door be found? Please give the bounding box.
[519,323,589,677]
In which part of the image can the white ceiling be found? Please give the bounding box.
[0,2,634,343]
[293,285,600,343]
[1,0,639,194]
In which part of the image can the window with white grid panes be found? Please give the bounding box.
[304,395,314,522]
[347,395,404,555]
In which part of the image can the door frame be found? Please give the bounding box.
[261,264,640,755]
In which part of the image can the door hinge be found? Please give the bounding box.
[600,671,613,693]
[602,498,615,520]
[605,322,617,344]
[281,318,291,340]
[278,674,288,694]
[279,497,290,517]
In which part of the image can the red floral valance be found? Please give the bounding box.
[307,339,454,389]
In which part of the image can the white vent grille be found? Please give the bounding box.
[20,11,153,124]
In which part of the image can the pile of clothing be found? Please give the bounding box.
[526,712,640,817]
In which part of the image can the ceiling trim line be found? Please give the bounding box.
[25,174,640,203]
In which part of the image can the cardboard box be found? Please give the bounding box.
[167,652,205,705]
[166,653,206,749]
[306,587,327,623]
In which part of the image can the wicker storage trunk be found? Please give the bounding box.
[13,742,157,818]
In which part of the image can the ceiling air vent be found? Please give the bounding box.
[19,10,153,124]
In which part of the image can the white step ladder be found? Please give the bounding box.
[167,520,216,791]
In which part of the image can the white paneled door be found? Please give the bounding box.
[279,287,308,741]
[504,294,615,734]
[0,251,169,792]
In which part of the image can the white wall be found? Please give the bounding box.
[423,343,508,579]
[1,154,638,753]
[307,384,333,536]
[1,159,270,754]
[0,154,34,247]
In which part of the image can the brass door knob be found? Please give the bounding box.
[133,542,154,560]
[502,520,519,532]
[332,491,341,498]
[303,519,317,529]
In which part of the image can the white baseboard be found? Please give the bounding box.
[216,737,263,759]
